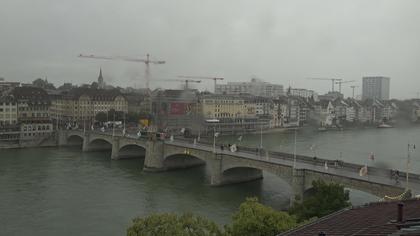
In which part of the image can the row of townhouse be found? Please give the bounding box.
[148,89,312,135]
[198,94,310,135]
[411,100,420,122]
[49,87,128,128]
[0,86,53,141]
[0,86,129,142]
[311,98,398,127]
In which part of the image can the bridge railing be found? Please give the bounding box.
[71,130,420,182]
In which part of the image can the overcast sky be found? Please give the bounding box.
[1,0,419,98]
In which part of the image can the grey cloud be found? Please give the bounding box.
[1,0,419,98]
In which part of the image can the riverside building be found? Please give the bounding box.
[49,88,128,128]
[215,78,284,97]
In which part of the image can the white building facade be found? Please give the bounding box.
[215,78,283,97]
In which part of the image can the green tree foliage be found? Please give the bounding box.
[107,109,125,121]
[95,112,107,123]
[127,213,222,236]
[289,180,351,222]
[225,197,297,236]
[91,81,99,89]
[126,112,149,123]
[32,78,55,90]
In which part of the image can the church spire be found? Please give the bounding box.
[98,67,105,89]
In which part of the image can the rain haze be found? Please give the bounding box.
[1,0,420,98]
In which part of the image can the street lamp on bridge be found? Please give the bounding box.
[206,119,220,153]
[406,143,416,190]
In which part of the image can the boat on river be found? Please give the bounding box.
[318,127,327,131]
[377,123,393,128]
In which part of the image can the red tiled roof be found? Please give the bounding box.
[281,199,420,236]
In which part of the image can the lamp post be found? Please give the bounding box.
[83,103,86,134]
[206,119,219,153]
[112,112,115,137]
[406,143,416,190]
[260,122,263,149]
[293,128,297,172]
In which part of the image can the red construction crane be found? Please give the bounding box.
[178,75,224,93]
[335,80,356,93]
[307,78,342,92]
[155,79,201,90]
[78,53,165,90]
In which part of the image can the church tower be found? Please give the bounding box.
[98,68,105,89]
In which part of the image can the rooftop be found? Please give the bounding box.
[281,199,420,236]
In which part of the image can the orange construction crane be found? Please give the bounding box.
[335,80,356,93]
[307,78,342,92]
[78,53,165,90]
[155,79,201,90]
[178,75,224,93]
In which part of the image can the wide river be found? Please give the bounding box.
[1,126,420,236]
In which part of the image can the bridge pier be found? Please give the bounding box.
[57,131,68,146]
[111,138,120,160]
[209,155,223,185]
[143,140,165,172]
[290,169,305,207]
[82,134,90,152]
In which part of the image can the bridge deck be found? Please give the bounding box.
[66,130,420,196]
[167,140,420,196]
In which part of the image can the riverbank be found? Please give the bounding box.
[0,136,57,149]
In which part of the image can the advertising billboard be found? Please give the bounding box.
[170,102,187,115]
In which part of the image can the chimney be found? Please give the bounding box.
[397,202,404,223]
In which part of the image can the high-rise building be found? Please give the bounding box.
[362,76,390,100]
[215,78,283,97]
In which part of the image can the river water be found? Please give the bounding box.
[1,126,419,236]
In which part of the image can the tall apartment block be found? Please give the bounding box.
[362,76,390,100]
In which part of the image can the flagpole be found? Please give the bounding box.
[213,126,216,153]
[406,143,415,190]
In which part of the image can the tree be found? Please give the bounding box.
[91,81,99,89]
[95,112,107,123]
[32,78,56,90]
[289,180,351,222]
[127,213,222,236]
[108,109,124,121]
[225,197,297,236]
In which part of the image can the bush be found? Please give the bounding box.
[127,212,223,236]
[289,180,351,222]
[225,197,297,236]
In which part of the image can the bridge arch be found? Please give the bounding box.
[85,138,113,152]
[219,158,295,187]
[67,134,84,146]
[163,153,206,170]
[220,167,264,185]
[117,144,146,159]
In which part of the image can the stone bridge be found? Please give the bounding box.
[58,130,420,205]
